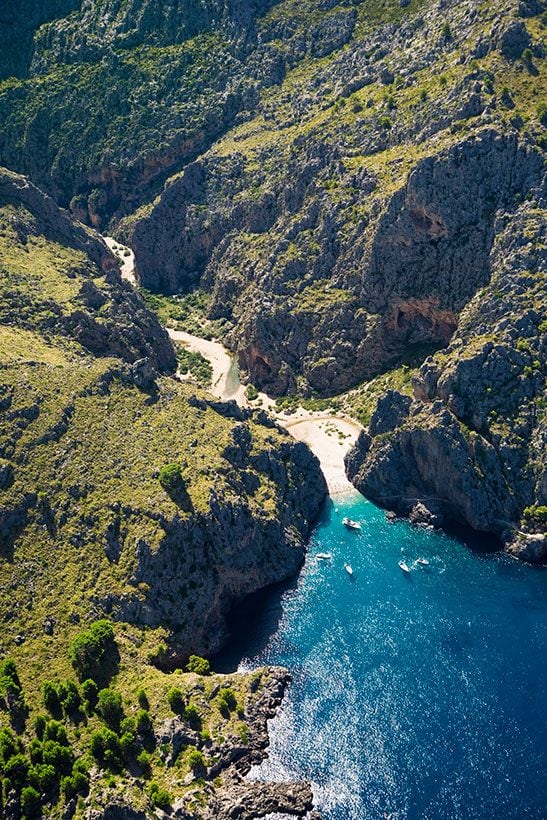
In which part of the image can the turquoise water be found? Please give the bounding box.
[220,493,547,819]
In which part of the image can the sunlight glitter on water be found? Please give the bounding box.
[234,495,547,819]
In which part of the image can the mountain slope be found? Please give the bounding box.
[0,169,326,817]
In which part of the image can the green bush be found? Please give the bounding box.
[33,715,47,740]
[3,753,30,789]
[187,748,205,772]
[28,739,42,764]
[20,785,41,816]
[42,682,61,716]
[217,688,237,715]
[537,103,547,127]
[119,731,136,760]
[183,703,202,729]
[43,720,68,745]
[137,750,151,773]
[58,681,81,716]
[167,687,184,713]
[81,678,99,712]
[69,620,116,682]
[149,782,172,809]
[186,655,210,675]
[158,462,184,492]
[136,709,152,733]
[523,505,547,524]
[90,727,120,767]
[97,689,123,730]
[0,727,18,764]
[442,22,452,40]
[42,741,73,774]
[28,763,56,793]
[0,659,23,708]
[244,384,259,401]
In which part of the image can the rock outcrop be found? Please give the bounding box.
[346,197,546,560]
[0,166,177,373]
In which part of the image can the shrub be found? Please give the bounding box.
[97,689,123,730]
[217,688,237,715]
[119,732,136,760]
[137,688,149,709]
[136,709,152,733]
[33,715,47,740]
[43,720,68,745]
[167,687,184,713]
[0,727,18,763]
[28,763,56,793]
[442,22,452,40]
[90,728,120,766]
[28,739,42,764]
[187,748,205,772]
[523,505,547,524]
[158,462,184,492]
[42,741,73,774]
[149,782,172,809]
[537,103,547,127]
[42,681,61,716]
[3,753,30,788]
[69,620,115,682]
[186,655,210,675]
[0,659,24,711]
[81,678,99,712]
[58,681,81,716]
[137,750,151,773]
[183,703,202,729]
[20,785,41,816]
[245,384,259,401]
[419,88,427,102]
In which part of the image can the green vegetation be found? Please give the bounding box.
[69,621,117,683]
[186,655,211,675]
[523,505,547,525]
[176,344,213,388]
[158,462,185,493]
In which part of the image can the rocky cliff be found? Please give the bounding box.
[122,0,545,397]
[346,194,546,561]
[0,170,326,817]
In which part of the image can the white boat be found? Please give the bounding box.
[344,563,353,576]
[342,517,362,531]
[416,558,429,566]
[398,560,411,574]
[316,552,333,560]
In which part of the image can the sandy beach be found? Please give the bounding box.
[112,237,362,496]
[169,329,361,495]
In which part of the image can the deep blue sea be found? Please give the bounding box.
[218,493,547,819]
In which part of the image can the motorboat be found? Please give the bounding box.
[316,552,333,560]
[344,563,353,575]
[398,560,411,574]
[416,558,430,566]
[342,517,362,530]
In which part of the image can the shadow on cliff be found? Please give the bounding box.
[212,574,300,673]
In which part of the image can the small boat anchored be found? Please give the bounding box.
[344,563,354,576]
[398,560,411,574]
[316,552,333,560]
[342,517,362,531]
[416,558,429,566]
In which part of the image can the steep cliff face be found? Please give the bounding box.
[0,167,176,373]
[0,174,326,819]
[0,167,326,659]
[124,0,546,395]
[346,196,546,560]
[0,0,80,79]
